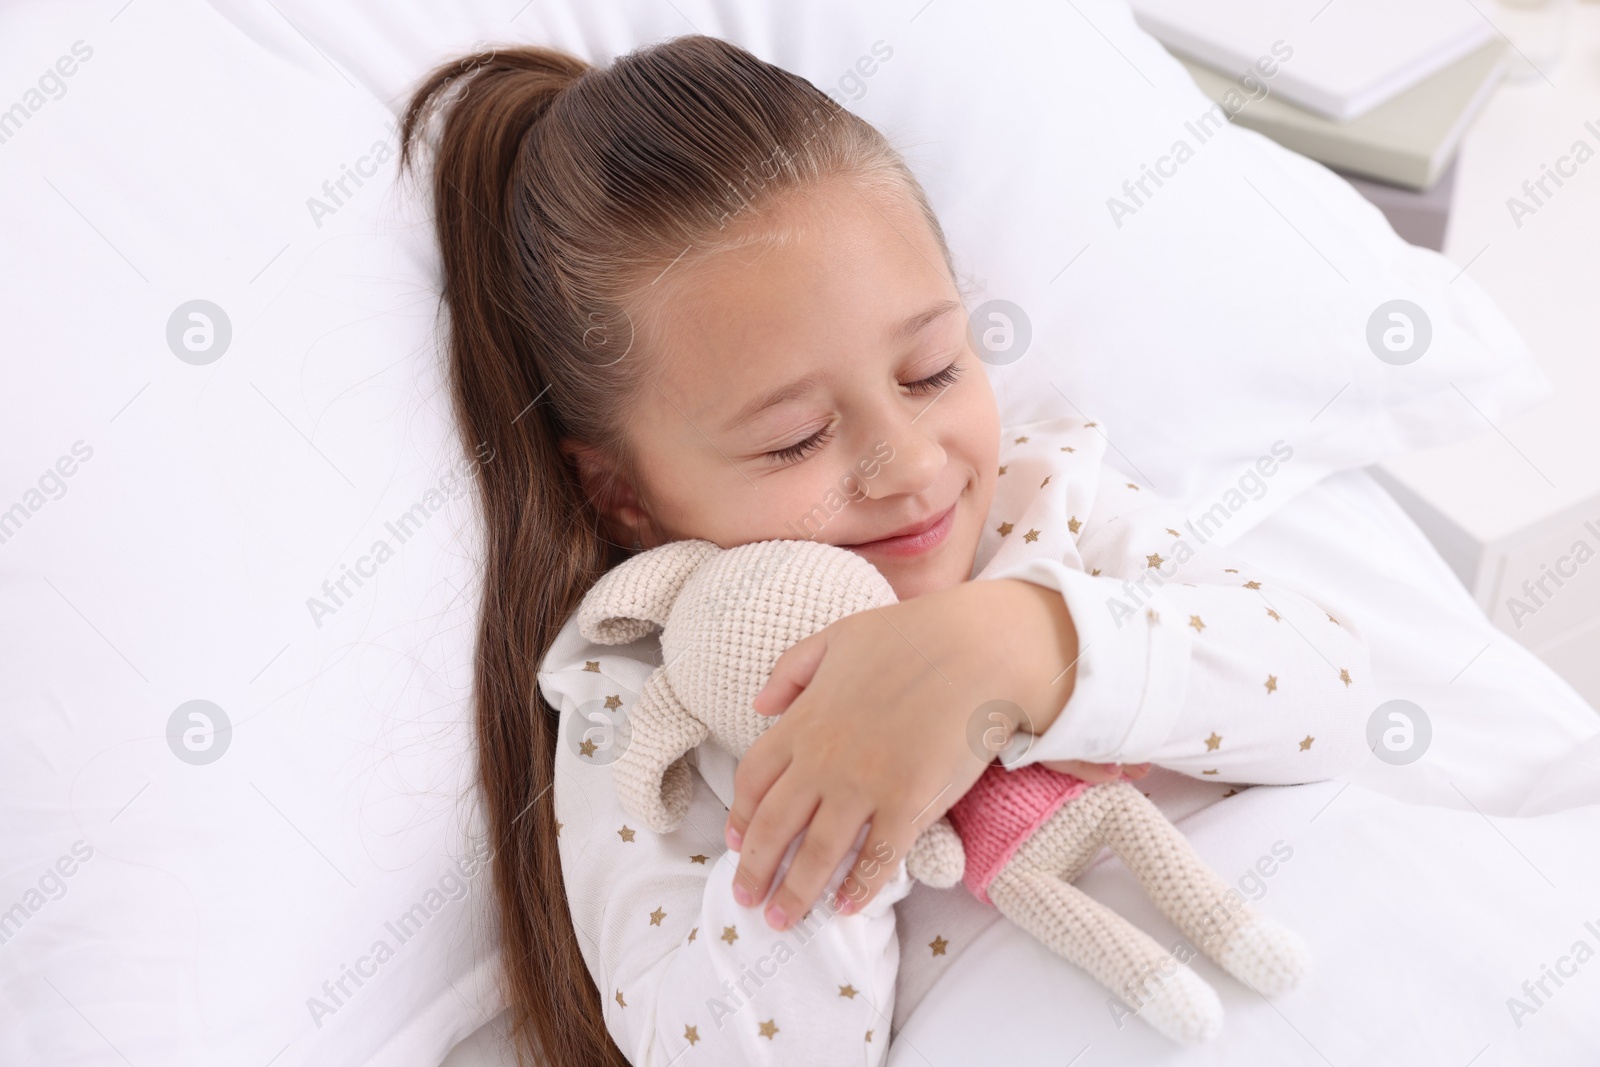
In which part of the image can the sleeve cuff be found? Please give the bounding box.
[988,559,1192,766]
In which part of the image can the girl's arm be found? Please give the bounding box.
[543,643,911,1066]
[726,428,1373,931]
[990,470,1373,784]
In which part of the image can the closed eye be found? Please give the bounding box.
[904,362,963,395]
[764,425,833,465]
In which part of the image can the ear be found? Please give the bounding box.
[578,539,722,645]
[562,439,649,547]
[611,667,709,833]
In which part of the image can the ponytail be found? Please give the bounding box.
[404,47,626,1067]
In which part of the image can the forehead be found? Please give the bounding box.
[633,176,956,406]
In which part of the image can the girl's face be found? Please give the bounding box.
[597,175,1001,601]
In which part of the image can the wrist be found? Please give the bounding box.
[971,578,1079,740]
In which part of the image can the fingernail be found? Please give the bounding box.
[766,902,788,930]
[725,825,742,850]
[733,883,752,907]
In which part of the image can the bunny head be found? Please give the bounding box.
[577,538,898,831]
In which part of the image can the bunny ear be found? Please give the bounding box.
[611,667,708,833]
[578,539,721,645]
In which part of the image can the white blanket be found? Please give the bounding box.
[890,467,1600,1064]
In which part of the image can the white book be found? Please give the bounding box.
[1129,0,1497,121]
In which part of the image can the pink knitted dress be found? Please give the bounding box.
[944,762,1097,906]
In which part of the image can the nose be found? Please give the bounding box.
[862,410,944,501]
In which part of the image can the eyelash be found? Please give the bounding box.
[761,362,964,464]
[905,361,963,395]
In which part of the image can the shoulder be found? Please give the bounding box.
[538,604,661,710]
[997,414,1108,458]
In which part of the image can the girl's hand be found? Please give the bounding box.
[1039,759,1152,783]
[724,578,1080,931]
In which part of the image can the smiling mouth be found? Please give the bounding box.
[843,503,957,559]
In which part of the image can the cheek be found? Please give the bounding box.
[956,373,1002,473]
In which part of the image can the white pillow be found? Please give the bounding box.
[0,1,1543,1066]
[226,0,1547,544]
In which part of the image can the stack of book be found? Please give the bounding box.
[1130,0,1509,250]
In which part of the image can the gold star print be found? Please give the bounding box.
[1340,668,1352,687]
[688,927,698,943]
[1068,516,1082,534]
[1224,568,1239,574]
[1189,615,1206,633]
[1060,445,1075,452]
[930,935,949,956]
[998,465,1008,476]
[1146,552,1165,569]
[1300,735,1315,751]
[1205,732,1222,751]
[1328,613,1340,626]
[997,521,1014,536]
[1023,528,1041,543]
[579,738,598,758]
[866,1030,875,1042]
[1165,527,1181,538]
[1090,568,1102,577]
[1085,421,1098,428]
[689,853,709,864]
[1265,675,1278,695]
[1041,475,1052,488]
[838,984,859,998]
[1222,788,1239,798]
[616,990,627,1008]
[1202,769,1219,775]
[1243,580,1261,590]
[1146,608,1160,624]
[685,1025,700,1045]
[1015,435,1030,443]
[758,1019,779,1040]
[618,825,636,842]
[1126,482,1140,491]
[1265,608,1281,622]
[649,906,666,926]
[721,925,739,945]
[604,694,623,710]
[555,819,563,836]
[583,661,600,672]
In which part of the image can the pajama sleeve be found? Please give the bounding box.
[541,626,911,1066]
[985,450,1373,785]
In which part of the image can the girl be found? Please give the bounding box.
[400,34,1371,1066]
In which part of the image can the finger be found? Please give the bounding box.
[764,798,869,932]
[725,730,791,849]
[731,774,819,910]
[752,631,827,715]
[834,807,916,916]
[1124,763,1152,780]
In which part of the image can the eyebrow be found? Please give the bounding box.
[892,298,963,343]
[723,299,964,430]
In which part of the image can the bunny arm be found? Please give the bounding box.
[906,816,965,889]
[610,666,709,835]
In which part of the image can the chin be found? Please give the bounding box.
[879,556,967,601]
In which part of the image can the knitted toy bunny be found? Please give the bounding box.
[577,538,1309,1044]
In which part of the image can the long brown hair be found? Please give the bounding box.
[400,34,956,1065]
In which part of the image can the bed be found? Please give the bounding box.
[3,1,1595,1064]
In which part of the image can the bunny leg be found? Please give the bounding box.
[988,852,1223,1045]
[1089,781,1309,997]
